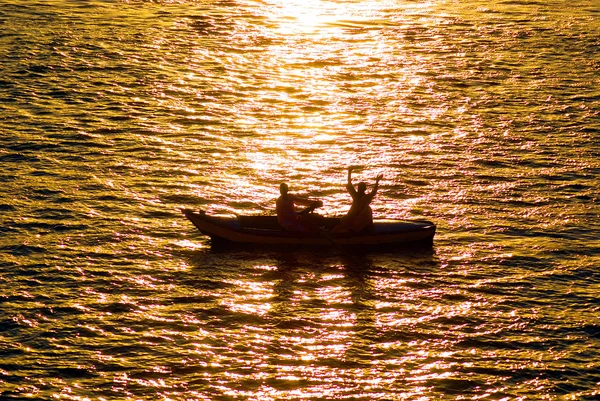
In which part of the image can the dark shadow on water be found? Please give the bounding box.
[184,238,440,278]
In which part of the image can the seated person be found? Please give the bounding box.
[276,183,322,232]
[333,166,383,233]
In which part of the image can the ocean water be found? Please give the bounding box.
[1,0,599,399]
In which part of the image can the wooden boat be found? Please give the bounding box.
[182,209,436,248]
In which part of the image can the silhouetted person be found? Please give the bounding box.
[276,183,322,232]
[333,166,383,233]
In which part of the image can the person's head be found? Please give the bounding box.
[280,183,289,195]
[357,182,367,194]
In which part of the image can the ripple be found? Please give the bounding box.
[0,0,599,400]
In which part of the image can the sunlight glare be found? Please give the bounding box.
[267,0,333,35]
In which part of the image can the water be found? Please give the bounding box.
[1,0,599,399]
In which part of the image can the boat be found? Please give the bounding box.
[182,209,436,248]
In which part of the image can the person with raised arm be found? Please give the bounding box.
[332,166,383,233]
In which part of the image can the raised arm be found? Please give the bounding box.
[346,166,357,196]
[369,174,383,197]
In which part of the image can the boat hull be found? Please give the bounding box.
[182,209,436,248]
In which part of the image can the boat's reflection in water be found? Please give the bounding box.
[185,245,442,398]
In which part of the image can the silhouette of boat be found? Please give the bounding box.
[182,209,436,248]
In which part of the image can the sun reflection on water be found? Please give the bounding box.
[2,0,599,399]
[266,0,344,35]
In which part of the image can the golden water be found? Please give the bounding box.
[1,0,599,399]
